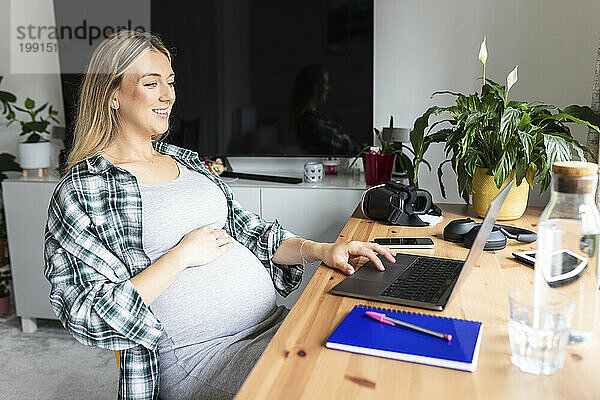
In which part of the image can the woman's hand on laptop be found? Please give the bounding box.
[321,241,396,275]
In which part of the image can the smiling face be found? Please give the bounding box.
[113,50,175,137]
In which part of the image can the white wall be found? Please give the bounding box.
[0,0,64,168]
[375,0,600,206]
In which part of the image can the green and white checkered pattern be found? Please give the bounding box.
[44,140,302,399]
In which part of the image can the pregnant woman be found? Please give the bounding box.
[44,30,394,400]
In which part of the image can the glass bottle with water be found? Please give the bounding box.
[534,161,600,344]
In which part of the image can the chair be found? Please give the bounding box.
[114,350,120,371]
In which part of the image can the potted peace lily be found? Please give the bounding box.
[409,37,600,219]
[0,76,59,171]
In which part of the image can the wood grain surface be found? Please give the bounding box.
[235,204,598,400]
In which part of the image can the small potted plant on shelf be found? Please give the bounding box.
[351,116,436,186]
[0,76,59,177]
[409,37,600,220]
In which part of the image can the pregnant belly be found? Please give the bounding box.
[150,241,277,346]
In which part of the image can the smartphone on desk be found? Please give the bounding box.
[372,237,434,249]
[513,249,588,288]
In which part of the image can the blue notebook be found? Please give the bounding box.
[326,305,483,372]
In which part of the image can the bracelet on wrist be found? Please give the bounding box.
[299,239,309,265]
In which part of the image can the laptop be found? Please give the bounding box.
[331,179,515,311]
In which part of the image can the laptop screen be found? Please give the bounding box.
[450,179,515,297]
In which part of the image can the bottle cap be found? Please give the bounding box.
[552,161,598,177]
[552,162,598,194]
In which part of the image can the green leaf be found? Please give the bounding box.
[13,105,28,113]
[34,102,48,114]
[526,163,537,188]
[457,167,472,203]
[421,158,432,172]
[399,144,415,156]
[480,91,502,115]
[529,104,558,123]
[543,112,600,133]
[464,111,485,131]
[543,134,572,163]
[427,118,453,134]
[24,133,41,143]
[500,107,521,145]
[349,144,372,169]
[397,153,416,186]
[518,112,531,131]
[492,146,517,188]
[562,105,600,129]
[409,106,445,183]
[0,90,16,103]
[516,130,534,162]
[23,120,50,133]
[20,123,32,134]
[464,150,478,174]
[425,128,451,146]
[507,101,529,110]
[481,79,506,98]
[432,90,463,98]
[444,127,464,154]
[437,159,452,198]
[24,97,35,110]
[514,157,528,185]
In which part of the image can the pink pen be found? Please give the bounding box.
[365,311,452,342]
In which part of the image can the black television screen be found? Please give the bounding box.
[56,0,373,158]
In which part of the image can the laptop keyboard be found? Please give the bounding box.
[381,257,464,303]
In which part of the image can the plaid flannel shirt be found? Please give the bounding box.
[43,140,303,399]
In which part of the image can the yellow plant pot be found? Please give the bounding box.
[471,167,529,220]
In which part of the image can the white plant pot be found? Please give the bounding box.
[18,141,52,169]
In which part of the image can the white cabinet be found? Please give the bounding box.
[2,180,57,332]
[229,186,261,215]
[261,188,362,242]
[261,188,363,307]
[2,173,366,331]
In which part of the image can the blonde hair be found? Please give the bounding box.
[66,30,171,172]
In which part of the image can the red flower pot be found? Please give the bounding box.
[362,153,396,186]
[0,296,9,315]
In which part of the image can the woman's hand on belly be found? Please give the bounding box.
[172,225,234,268]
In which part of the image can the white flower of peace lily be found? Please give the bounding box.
[478,37,488,64]
[505,65,518,103]
[479,37,488,81]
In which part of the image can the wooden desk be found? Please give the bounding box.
[235,204,600,400]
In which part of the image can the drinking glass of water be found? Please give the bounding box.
[508,287,575,375]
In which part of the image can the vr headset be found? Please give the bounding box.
[361,181,442,227]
